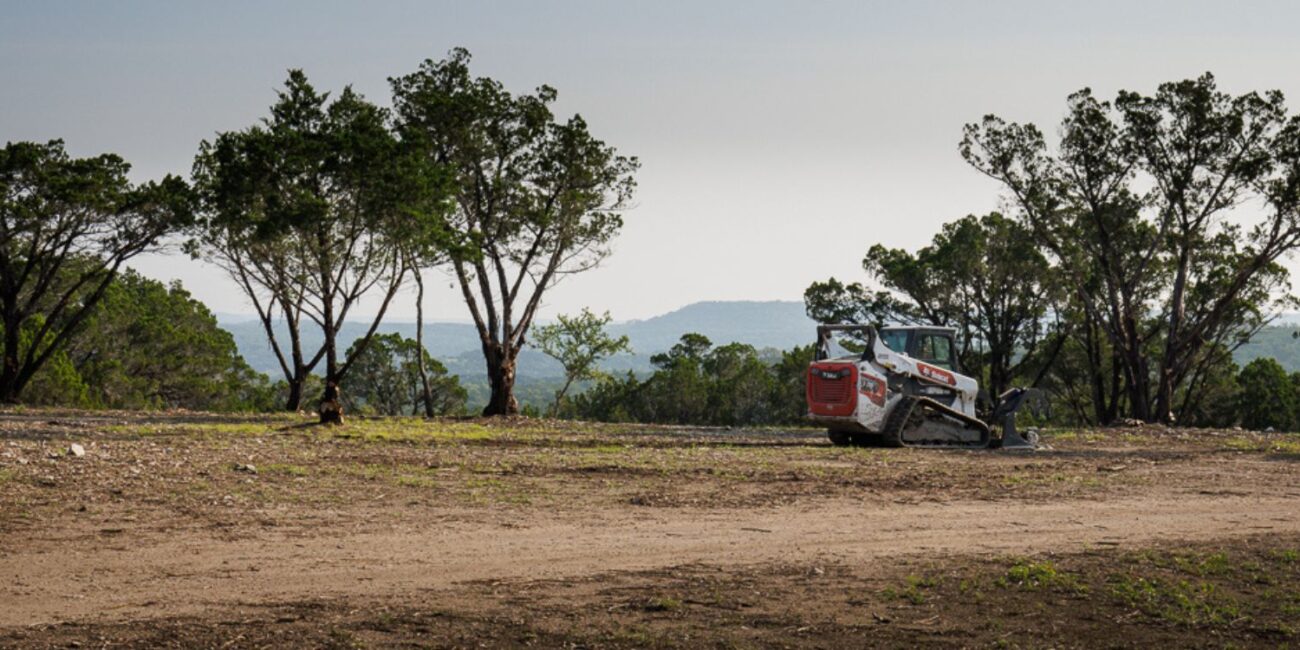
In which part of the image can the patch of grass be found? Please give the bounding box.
[645,596,683,612]
[1043,430,1079,441]
[1221,436,1263,452]
[1109,576,1244,626]
[109,420,295,438]
[883,574,935,605]
[327,419,497,444]
[1173,552,1233,577]
[0,468,13,484]
[1045,429,1108,443]
[1214,434,1300,456]
[1269,438,1300,456]
[1139,550,1239,578]
[998,560,1088,594]
[465,477,506,490]
[395,475,438,489]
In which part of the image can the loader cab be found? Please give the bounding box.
[879,326,960,373]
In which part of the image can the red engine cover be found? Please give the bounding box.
[807,363,858,417]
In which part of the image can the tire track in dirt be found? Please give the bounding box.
[3,492,1297,627]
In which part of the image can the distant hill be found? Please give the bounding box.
[611,300,815,353]
[1233,325,1300,371]
[218,300,818,382]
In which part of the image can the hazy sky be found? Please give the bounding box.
[4,1,1300,322]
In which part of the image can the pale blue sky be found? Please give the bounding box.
[4,1,1299,321]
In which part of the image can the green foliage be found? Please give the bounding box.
[569,334,809,426]
[21,270,276,411]
[1109,576,1243,627]
[998,560,1088,594]
[532,309,631,416]
[0,140,193,401]
[1236,358,1296,431]
[342,333,466,416]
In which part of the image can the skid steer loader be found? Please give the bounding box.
[806,324,1044,449]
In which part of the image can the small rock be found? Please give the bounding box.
[68,443,86,458]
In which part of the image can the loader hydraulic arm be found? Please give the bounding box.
[815,324,877,362]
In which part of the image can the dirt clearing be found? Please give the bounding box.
[2,411,1299,647]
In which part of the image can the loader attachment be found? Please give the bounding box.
[989,388,1049,450]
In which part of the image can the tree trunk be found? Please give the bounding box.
[1084,316,1108,425]
[1155,245,1193,423]
[0,312,21,403]
[483,345,520,417]
[284,374,305,412]
[414,271,434,418]
[1106,349,1122,424]
[552,376,576,418]
[319,379,344,424]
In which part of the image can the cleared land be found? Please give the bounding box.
[1,411,1299,648]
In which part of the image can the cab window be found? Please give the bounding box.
[917,334,954,370]
[880,330,909,354]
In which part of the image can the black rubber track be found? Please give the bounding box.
[880,395,991,449]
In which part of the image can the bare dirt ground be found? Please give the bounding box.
[2,410,1299,648]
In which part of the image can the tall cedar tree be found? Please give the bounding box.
[962,74,1300,423]
[391,49,638,416]
[193,71,452,415]
[0,140,192,402]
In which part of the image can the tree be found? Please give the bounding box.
[770,344,816,423]
[391,49,639,416]
[59,270,273,410]
[634,334,714,424]
[805,213,1056,397]
[193,70,452,418]
[0,140,193,402]
[961,74,1300,423]
[703,342,780,426]
[15,269,275,411]
[1116,75,1295,421]
[72,270,270,410]
[532,309,630,416]
[341,332,466,416]
[568,334,810,428]
[1236,358,1295,431]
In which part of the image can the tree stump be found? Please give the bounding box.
[319,381,345,425]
